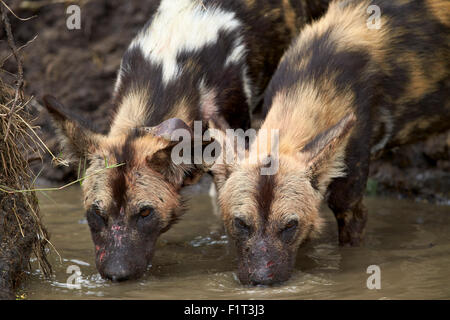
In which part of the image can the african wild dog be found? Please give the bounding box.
[210,0,450,285]
[42,0,330,281]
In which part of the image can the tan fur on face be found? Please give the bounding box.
[219,156,323,245]
[82,156,113,210]
[122,165,181,226]
[268,156,324,242]
[81,133,184,226]
[218,164,260,229]
[79,63,200,224]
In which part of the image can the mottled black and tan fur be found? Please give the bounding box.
[42,0,331,281]
[211,0,449,285]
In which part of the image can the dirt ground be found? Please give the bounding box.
[1,0,449,203]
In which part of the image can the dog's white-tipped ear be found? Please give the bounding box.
[299,113,356,193]
[42,95,103,162]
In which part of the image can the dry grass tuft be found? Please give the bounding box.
[0,76,52,278]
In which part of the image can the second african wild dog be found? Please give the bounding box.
[210,0,450,285]
[41,0,330,281]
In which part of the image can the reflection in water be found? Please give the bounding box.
[23,185,450,299]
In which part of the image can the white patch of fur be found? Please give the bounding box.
[224,36,254,112]
[225,36,246,66]
[113,62,125,94]
[113,74,122,94]
[242,65,255,112]
[130,0,242,84]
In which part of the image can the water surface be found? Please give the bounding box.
[24,185,450,299]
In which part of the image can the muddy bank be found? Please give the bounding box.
[1,3,51,299]
[0,76,49,300]
[2,0,449,202]
[0,193,37,300]
[0,90,50,300]
[370,131,450,204]
[0,85,48,300]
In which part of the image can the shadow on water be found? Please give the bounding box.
[24,182,450,299]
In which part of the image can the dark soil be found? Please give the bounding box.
[0,75,50,300]
[1,0,449,203]
[0,193,38,300]
[1,0,161,182]
[370,131,450,204]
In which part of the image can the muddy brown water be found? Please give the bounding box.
[23,183,450,300]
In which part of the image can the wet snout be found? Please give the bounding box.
[95,224,151,282]
[101,257,135,282]
[239,238,293,286]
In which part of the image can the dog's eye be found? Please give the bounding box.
[89,204,105,219]
[280,219,298,242]
[234,217,251,234]
[94,206,102,216]
[284,220,298,231]
[87,204,106,231]
[140,206,154,218]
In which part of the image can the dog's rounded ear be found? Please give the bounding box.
[139,118,193,144]
[142,118,196,186]
[299,113,356,193]
[42,95,104,162]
